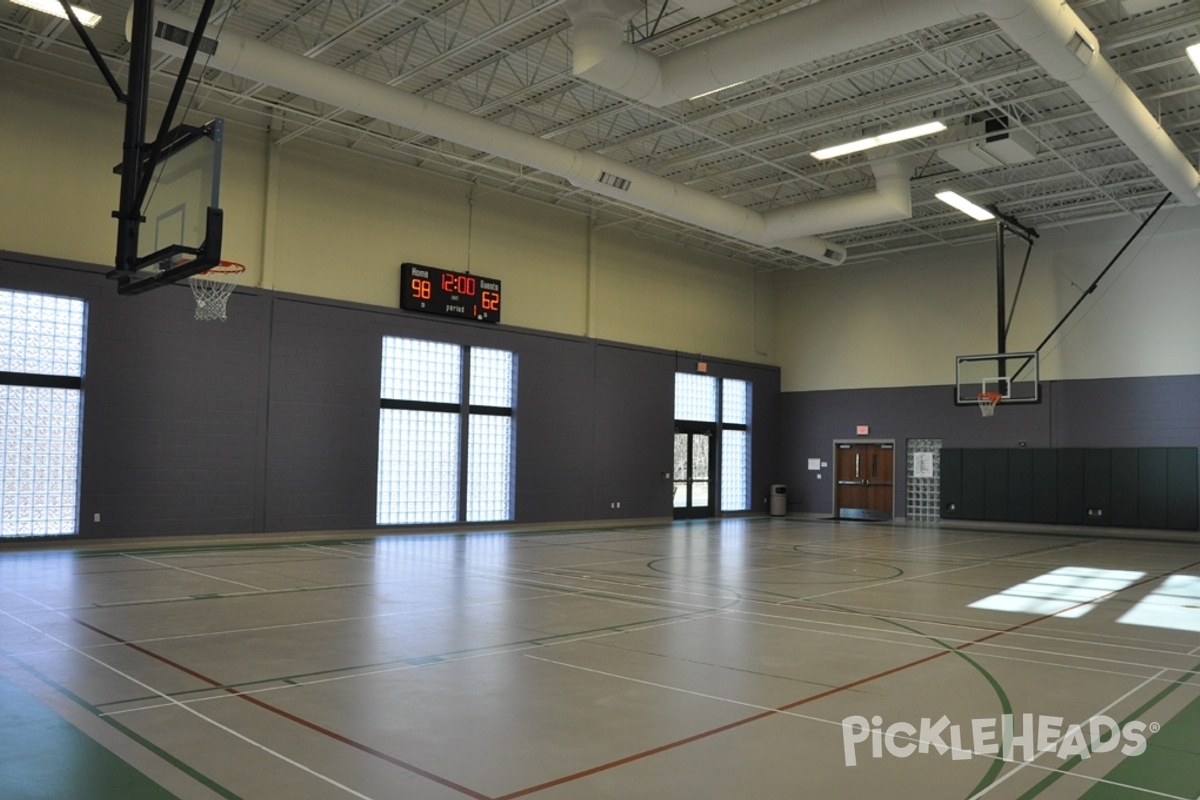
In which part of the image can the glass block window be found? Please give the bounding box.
[377,410,459,524]
[721,429,749,512]
[722,379,749,425]
[378,337,515,525]
[0,289,87,538]
[381,337,460,403]
[675,373,717,422]
[720,380,750,512]
[468,348,514,408]
[906,438,941,523]
[467,414,513,522]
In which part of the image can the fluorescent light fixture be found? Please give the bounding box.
[689,81,748,101]
[936,190,995,221]
[10,0,101,26]
[1188,43,1200,74]
[811,121,946,160]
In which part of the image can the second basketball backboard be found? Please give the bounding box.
[955,351,1040,405]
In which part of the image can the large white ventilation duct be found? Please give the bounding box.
[568,0,1200,206]
[565,0,974,106]
[141,6,936,266]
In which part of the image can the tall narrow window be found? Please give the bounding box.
[378,338,461,524]
[0,289,87,537]
[377,338,515,525]
[467,348,515,522]
[721,379,751,512]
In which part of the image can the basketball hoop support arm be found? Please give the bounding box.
[54,0,126,102]
[1033,192,1172,356]
[113,0,221,277]
[988,206,1037,361]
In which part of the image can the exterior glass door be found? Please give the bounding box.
[674,425,714,519]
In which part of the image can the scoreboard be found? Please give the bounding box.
[400,263,501,323]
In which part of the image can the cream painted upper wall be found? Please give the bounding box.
[591,230,768,362]
[0,66,264,275]
[3,63,775,364]
[1,69,123,266]
[268,142,594,336]
[466,190,589,337]
[773,205,1200,392]
[268,140,471,305]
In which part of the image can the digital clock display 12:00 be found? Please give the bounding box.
[400,263,501,323]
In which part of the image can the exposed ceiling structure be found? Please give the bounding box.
[3,0,1200,270]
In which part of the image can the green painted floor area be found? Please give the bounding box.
[0,674,178,800]
[1080,691,1200,799]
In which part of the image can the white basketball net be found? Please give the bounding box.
[188,262,244,321]
[977,393,1001,417]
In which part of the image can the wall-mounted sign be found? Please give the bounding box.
[913,452,935,479]
[856,425,870,436]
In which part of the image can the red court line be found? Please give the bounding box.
[64,557,1200,800]
[68,617,492,800]
[493,558,1200,800]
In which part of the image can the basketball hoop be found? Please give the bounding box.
[188,260,245,321]
[977,391,1002,417]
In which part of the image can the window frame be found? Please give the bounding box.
[377,337,516,525]
[0,288,87,538]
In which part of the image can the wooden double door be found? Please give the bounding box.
[834,442,895,520]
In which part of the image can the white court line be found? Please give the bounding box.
[435,561,1200,687]
[722,608,1200,679]
[0,608,380,800]
[122,553,269,592]
[100,608,733,716]
[432,557,1200,675]
[525,651,1198,800]
[967,641,1200,799]
[86,546,1191,699]
[18,537,1195,725]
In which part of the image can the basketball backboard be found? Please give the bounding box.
[139,121,222,264]
[955,351,1040,405]
[108,118,225,294]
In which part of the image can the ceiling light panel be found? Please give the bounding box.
[936,190,996,221]
[811,121,946,160]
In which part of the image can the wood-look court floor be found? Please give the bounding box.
[1,518,1198,799]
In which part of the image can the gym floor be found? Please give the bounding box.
[1,518,1198,800]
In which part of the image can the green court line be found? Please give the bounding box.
[5,658,245,800]
[97,587,744,708]
[811,605,1015,799]
[648,546,1016,800]
[645,549,1018,797]
[68,522,675,559]
[1,671,182,800]
[1016,659,1200,800]
[1076,688,1200,799]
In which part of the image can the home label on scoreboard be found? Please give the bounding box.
[400,263,501,323]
